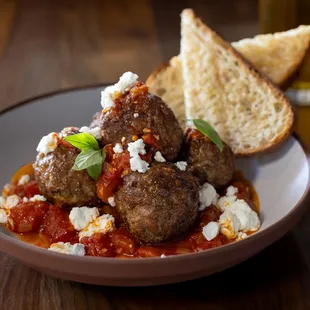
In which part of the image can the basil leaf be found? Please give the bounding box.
[72,149,104,171]
[192,119,224,152]
[87,163,103,180]
[64,133,99,151]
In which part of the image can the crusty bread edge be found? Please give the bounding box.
[146,62,171,87]
[181,8,295,156]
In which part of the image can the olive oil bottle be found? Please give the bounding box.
[259,0,310,145]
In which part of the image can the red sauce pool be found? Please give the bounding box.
[2,163,259,258]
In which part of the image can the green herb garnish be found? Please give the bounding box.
[64,133,105,180]
[191,119,224,152]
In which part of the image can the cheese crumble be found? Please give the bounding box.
[113,143,123,154]
[199,183,219,211]
[108,196,116,207]
[17,175,31,186]
[202,221,220,241]
[175,161,187,171]
[79,214,115,240]
[36,132,58,155]
[48,242,85,256]
[154,151,166,163]
[69,206,100,231]
[101,72,139,110]
[79,126,102,140]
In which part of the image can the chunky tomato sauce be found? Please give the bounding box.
[1,163,259,258]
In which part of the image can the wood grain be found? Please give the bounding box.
[1,0,310,309]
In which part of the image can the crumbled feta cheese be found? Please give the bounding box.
[29,195,46,202]
[160,254,166,258]
[202,221,220,241]
[237,232,248,240]
[79,126,90,133]
[134,113,139,118]
[5,195,20,209]
[79,214,115,240]
[101,72,139,109]
[113,143,123,154]
[199,183,219,211]
[48,242,85,256]
[154,151,166,163]
[0,197,5,208]
[219,210,240,239]
[0,209,8,224]
[17,175,31,186]
[130,156,149,173]
[128,139,146,157]
[101,87,116,109]
[116,72,139,93]
[175,161,187,171]
[79,126,102,140]
[226,186,238,196]
[36,132,58,155]
[217,195,237,212]
[23,197,29,203]
[108,196,116,207]
[230,200,260,232]
[60,127,77,136]
[69,207,99,231]
[127,139,149,173]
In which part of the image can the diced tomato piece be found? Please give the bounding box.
[184,232,228,252]
[142,134,161,149]
[109,227,137,256]
[139,152,153,163]
[9,202,49,233]
[96,152,130,203]
[231,181,250,202]
[42,205,77,244]
[96,176,122,203]
[15,180,40,198]
[198,206,221,230]
[81,233,116,257]
[186,128,203,141]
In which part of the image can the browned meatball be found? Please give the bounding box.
[181,129,235,188]
[99,83,183,161]
[115,163,199,244]
[34,145,99,207]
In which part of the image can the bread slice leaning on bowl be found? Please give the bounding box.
[180,8,295,156]
[146,25,310,130]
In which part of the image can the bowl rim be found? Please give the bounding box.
[0,86,309,266]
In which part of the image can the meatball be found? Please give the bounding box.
[34,145,99,208]
[99,83,183,161]
[89,111,101,129]
[181,129,235,188]
[115,163,199,244]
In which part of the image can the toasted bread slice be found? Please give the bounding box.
[146,26,310,129]
[146,56,186,127]
[233,25,310,86]
[180,9,294,155]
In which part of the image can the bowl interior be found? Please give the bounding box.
[236,139,309,231]
[0,86,309,244]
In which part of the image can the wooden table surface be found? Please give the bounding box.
[1,1,310,309]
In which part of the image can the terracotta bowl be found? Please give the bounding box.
[0,86,309,286]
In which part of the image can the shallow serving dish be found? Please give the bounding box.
[0,86,309,286]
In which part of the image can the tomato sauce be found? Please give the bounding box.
[2,163,259,258]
